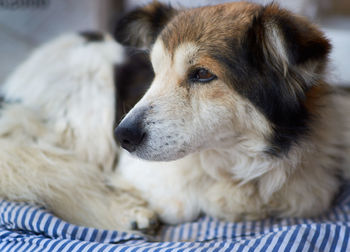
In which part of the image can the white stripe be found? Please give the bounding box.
[31,209,43,233]
[70,240,89,252]
[149,242,175,252]
[64,223,76,239]
[83,228,95,241]
[335,225,346,252]
[180,222,192,242]
[52,239,74,252]
[1,202,11,224]
[23,207,35,230]
[77,242,96,252]
[73,227,87,240]
[289,225,308,251]
[214,221,225,241]
[101,230,113,243]
[322,224,337,251]
[210,241,236,252]
[115,239,145,252]
[15,205,27,229]
[89,243,106,251]
[313,224,328,249]
[272,226,296,251]
[8,239,24,252]
[48,218,60,237]
[18,237,41,252]
[39,212,50,231]
[265,226,285,252]
[55,220,66,238]
[61,240,82,252]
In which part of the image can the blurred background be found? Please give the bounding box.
[0,0,349,85]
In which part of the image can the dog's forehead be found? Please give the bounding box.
[150,2,260,75]
[159,2,259,55]
[151,39,198,75]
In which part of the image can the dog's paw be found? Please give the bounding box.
[128,207,159,234]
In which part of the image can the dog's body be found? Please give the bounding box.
[113,2,350,224]
[1,1,350,231]
[0,33,157,231]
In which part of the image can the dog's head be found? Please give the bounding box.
[114,2,331,161]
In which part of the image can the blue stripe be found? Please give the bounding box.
[283,225,300,251]
[28,208,38,232]
[52,239,73,251]
[96,244,109,252]
[89,229,99,242]
[51,219,61,238]
[0,202,11,226]
[329,225,341,251]
[20,205,31,229]
[340,226,350,252]
[70,225,79,240]
[35,212,46,233]
[99,230,108,243]
[79,227,89,240]
[307,224,321,252]
[86,243,101,252]
[65,240,81,252]
[319,224,331,250]
[43,215,53,235]
[61,223,70,239]
[294,226,311,252]
[1,182,350,252]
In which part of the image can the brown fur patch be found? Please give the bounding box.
[160,2,260,55]
[304,82,332,115]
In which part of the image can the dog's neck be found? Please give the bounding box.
[197,87,346,202]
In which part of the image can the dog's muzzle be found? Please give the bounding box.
[114,109,146,152]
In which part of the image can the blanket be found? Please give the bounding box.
[1,183,350,251]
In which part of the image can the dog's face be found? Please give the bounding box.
[114,2,330,161]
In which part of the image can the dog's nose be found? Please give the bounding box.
[115,120,145,153]
[115,107,147,152]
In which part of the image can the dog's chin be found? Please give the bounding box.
[132,145,190,162]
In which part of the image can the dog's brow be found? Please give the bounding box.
[151,39,172,74]
[173,43,199,77]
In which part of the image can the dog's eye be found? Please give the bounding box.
[190,68,217,83]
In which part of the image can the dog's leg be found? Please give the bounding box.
[0,140,157,231]
[197,179,267,222]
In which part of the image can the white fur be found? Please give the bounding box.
[0,33,156,231]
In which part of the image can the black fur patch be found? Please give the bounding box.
[114,49,154,126]
[208,7,332,155]
[114,2,177,48]
[80,31,104,42]
[209,43,310,155]
[0,95,4,108]
[339,86,350,94]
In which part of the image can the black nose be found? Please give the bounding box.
[115,121,145,152]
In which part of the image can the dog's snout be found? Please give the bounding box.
[115,123,145,152]
[114,109,147,152]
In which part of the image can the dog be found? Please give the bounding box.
[112,1,350,224]
[0,32,158,231]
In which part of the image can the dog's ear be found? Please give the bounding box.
[239,4,331,154]
[114,1,178,48]
[246,3,331,83]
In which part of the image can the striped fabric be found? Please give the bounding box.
[1,183,350,251]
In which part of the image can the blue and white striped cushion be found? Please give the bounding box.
[1,183,350,251]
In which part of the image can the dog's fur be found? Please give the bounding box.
[113,1,350,224]
[1,1,350,232]
[0,32,157,231]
